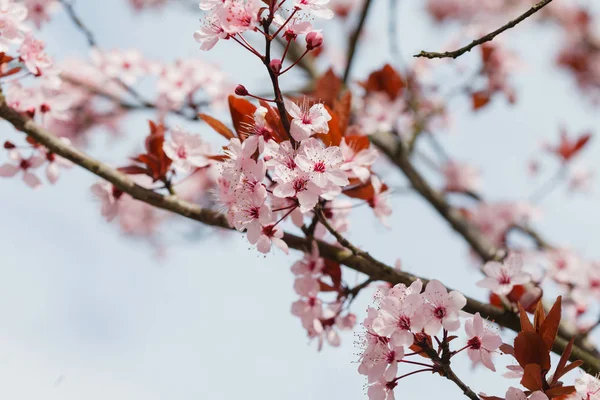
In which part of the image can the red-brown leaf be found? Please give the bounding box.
[520,363,544,391]
[558,360,584,378]
[534,300,546,332]
[539,296,562,350]
[472,91,491,110]
[514,331,551,371]
[499,343,515,356]
[545,386,576,398]
[344,135,371,152]
[258,100,287,143]
[316,105,342,146]
[518,302,535,332]
[361,64,405,100]
[314,68,342,108]
[334,91,352,135]
[322,259,342,289]
[552,337,574,385]
[117,165,151,176]
[199,113,236,140]
[228,95,256,138]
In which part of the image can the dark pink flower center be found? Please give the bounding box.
[498,272,511,285]
[385,350,396,364]
[467,336,482,350]
[293,177,308,192]
[433,306,446,319]
[249,206,260,219]
[19,159,31,170]
[313,161,326,173]
[397,315,411,330]
[177,146,187,159]
[385,381,398,391]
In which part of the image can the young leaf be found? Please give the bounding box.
[314,68,342,108]
[228,95,257,138]
[545,386,576,398]
[533,300,546,332]
[199,114,236,140]
[514,331,551,371]
[539,296,562,350]
[551,336,574,385]
[520,363,544,392]
[518,302,535,332]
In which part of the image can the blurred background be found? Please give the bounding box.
[0,0,599,399]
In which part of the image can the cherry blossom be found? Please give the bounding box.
[272,167,322,213]
[215,0,261,35]
[91,49,148,86]
[367,376,397,400]
[194,16,228,51]
[163,126,211,173]
[422,279,466,334]
[90,181,122,222]
[0,149,44,188]
[340,137,378,182]
[505,387,548,400]
[246,222,289,254]
[367,344,405,382]
[38,140,73,184]
[369,176,392,227]
[573,373,600,400]
[284,99,331,142]
[0,0,28,52]
[232,184,271,231]
[463,313,502,371]
[442,160,481,193]
[295,138,348,188]
[291,241,324,276]
[477,253,532,295]
[24,0,58,28]
[18,33,52,76]
[292,0,334,20]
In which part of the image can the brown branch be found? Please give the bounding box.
[0,94,598,374]
[343,0,374,84]
[414,0,554,59]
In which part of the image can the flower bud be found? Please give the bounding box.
[306,31,323,51]
[270,58,282,74]
[3,141,15,149]
[235,84,249,96]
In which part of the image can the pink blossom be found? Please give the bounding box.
[370,176,392,227]
[194,16,228,51]
[163,126,210,173]
[215,0,261,35]
[295,138,349,188]
[305,30,323,50]
[198,0,229,11]
[340,137,378,182]
[38,139,73,184]
[19,33,53,76]
[291,241,324,276]
[0,149,44,188]
[272,14,312,41]
[90,181,121,221]
[464,313,502,371]
[442,160,481,193]
[367,376,397,400]
[568,165,594,193]
[272,167,322,213]
[505,387,548,400]
[284,99,331,141]
[0,0,28,52]
[222,137,257,180]
[232,184,271,231]
[477,253,532,295]
[372,281,425,347]
[573,373,600,400]
[291,296,322,328]
[294,276,320,297]
[24,0,58,28]
[246,223,289,254]
[367,344,404,382]
[503,364,524,379]
[422,279,466,334]
[293,0,334,19]
[92,49,148,86]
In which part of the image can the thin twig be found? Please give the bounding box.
[343,0,374,84]
[414,0,554,59]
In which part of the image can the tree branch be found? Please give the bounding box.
[414,0,554,59]
[0,93,598,374]
[343,0,374,84]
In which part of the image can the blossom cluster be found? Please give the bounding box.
[357,279,503,400]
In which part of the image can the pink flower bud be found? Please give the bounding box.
[306,31,323,51]
[235,84,249,96]
[270,58,282,74]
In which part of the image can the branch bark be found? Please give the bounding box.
[414,0,554,59]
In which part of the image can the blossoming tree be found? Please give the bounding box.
[1,0,600,398]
